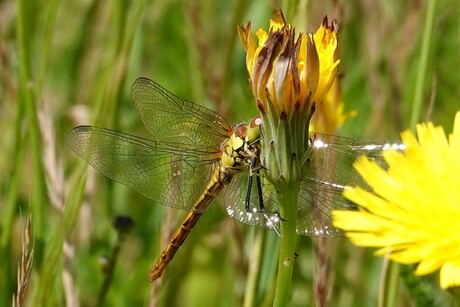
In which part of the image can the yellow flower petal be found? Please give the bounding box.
[311,17,340,103]
[440,261,460,289]
[333,111,460,289]
[310,78,356,134]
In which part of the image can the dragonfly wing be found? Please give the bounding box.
[131,77,232,147]
[297,179,349,236]
[225,172,281,232]
[296,132,405,236]
[225,170,345,236]
[226,133,404,237]
[67,126,220,210]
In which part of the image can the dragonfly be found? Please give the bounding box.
[67,77,405,281]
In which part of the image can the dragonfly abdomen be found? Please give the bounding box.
[149,172,233,281]
[149,210,203,281]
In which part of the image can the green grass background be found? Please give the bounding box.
[1,0,459,306]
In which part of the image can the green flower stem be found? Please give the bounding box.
[451,288,460,306]
[409,0,436,129]
[454,295,460,306]
[0,72,26,305]
[273,183,299,307]
[17,0,46,256]
[379,256,399,307]
[243,229,266,307]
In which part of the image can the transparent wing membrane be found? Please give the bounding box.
[225,172,281,232]
[296,132,404,236]
[67,126,220,210]
[131,78,232,147]
[225,132,404,237]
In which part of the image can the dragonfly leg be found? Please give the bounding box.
[245,157,266,212]
[245,158,281,237]
[245,171,253,212]
[276,210,287,222]
[255,169,265,211]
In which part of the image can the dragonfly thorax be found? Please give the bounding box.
[220,115,261,172]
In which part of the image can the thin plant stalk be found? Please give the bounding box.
[244,229,266,307]
[312,237,336,307]
[96,216,134,306]
[35,164,87,305]
[378,254,400,307]
[0,81,26,306]
[409,0,437,130]
[17,0,47,258]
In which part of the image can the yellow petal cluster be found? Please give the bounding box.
[238,9,340,118]
[333,112,460,289]
[311,19,340,103]
[309,78,356,134]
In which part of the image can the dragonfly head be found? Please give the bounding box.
[220,115,262,170]
[232,114,261,143]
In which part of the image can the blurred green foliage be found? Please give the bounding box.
[1,0,458,306]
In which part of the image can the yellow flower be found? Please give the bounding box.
[238,9,340,184]
[309,78,356,134]
[333,112,460,289]
[238,9,339,118]
[311,18,340,104]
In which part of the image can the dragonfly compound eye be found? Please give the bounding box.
[247,114,261,142]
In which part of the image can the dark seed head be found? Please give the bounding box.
[113,216,134,234]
